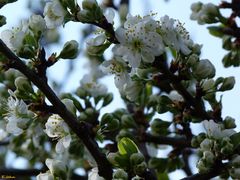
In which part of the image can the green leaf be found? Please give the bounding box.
[157,95,173,114]
[118,137,139,156]
[208,26,224,38]
[157,172,169,180]
[114,153,129,168]
[149,158,168,173]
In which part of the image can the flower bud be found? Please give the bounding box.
[113,169,128,180]
[191,136,199,148]
[222,36,232,50]
[58,40,79,59]
[197,159,209,173]
[220,137,233,155]
[231,155,240,167]
[102,93,113,107]
[134,161,147,175]
[29,14,46,37]
[230,168,240,179]
[14,76,34,93]
[218,76,235,91]
[82,0,98,10]
[223,116,236,129]
[203,151,215,164]
[193,59,215,80]
[187,54,199,67]
[85,107,94,116]
[0,15,6,27]
[78,112,88,121]
[130,153,145,165]
[202,79,215,92]
[121,114,136,128]
[87,42,110,56]
[200,138,213,151]
[191,2,202,12]
[107,152,117,165]
[76,87,87,99]
[46,159,67,179]
[101,113,119,131]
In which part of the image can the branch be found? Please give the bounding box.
[0,39,113,180]
[142,133,192,148]
[181,163,225,180]
[0,168,87,179]
[0,141,9,146]
[155,59,212,121]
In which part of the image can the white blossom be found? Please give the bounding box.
[104,8,115,24]
[44,115,71,153]
[28,14,46,35]
[100,57,130,92]
[168,90,184,102]
[113,14,164,68]
[1,20,28,53]
[0,129,8,141]
[203,120,236,139]
[88,168,104,180]
[45,158,67,175]
[124,80,143,102]
[159,15,191,55]
[190,2,219,25]
[86,8,115,52]
[43,0,66,29]
[80,74,107,97]
[5,90,32,135]
[36,172,54,180]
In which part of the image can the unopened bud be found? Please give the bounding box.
[193,59,215,80]
[130,153,145,165]
[218,76,235,91]
[15,76,33,93]
[113,169,128,180]
[82,0,98,10]
[59,40,79,59]
[223,116,236,129]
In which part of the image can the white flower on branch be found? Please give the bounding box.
[28,14,46,36]
[36,172,54,180]
[80,74,108,97]
[1,20,28,53]
[37,158,67,179]
[159,15,191,55]
[203,120,236,139]
[44,0,66,29]
[88,167,104,180]
[44,114,71,153]
[5,90,32,135]
[113,14,164,68]
[100,57,130,92]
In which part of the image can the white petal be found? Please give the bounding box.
[104,8,115,24]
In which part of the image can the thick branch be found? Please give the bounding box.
[0,39,112,180]
[142,133,191,148]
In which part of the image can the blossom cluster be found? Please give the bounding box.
[192,119,240,178]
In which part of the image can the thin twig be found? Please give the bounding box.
[142,133,192,148]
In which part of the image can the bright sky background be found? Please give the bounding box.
[0,0,240,179]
